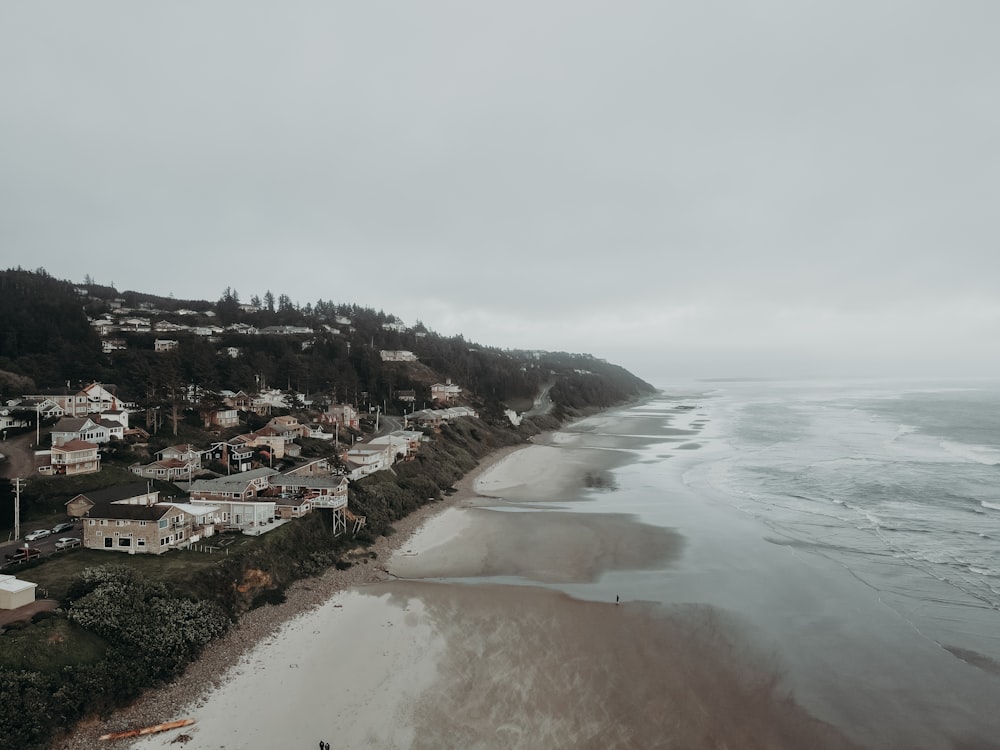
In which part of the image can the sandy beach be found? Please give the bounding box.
[64,420,869,750]
[58,445,524,750]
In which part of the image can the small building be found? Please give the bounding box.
[154,338,179,352]
[49,439,101,475]
[379,350,418,362]
[430,380,462,403]
[0,575,37,610]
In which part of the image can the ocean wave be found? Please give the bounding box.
[888,423,918,442]
[940,440,1000,466]
[980,501,1000,512]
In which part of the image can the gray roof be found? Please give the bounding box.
[70,482,157,506]
[190,467,278,492]
[87,502,174,521]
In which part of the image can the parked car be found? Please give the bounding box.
[54,537,81,550]
[51,521,76,534]
[4,547,41,563]
[24,529,51,542]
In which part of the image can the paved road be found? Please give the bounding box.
[1,523,82,570]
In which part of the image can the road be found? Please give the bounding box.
[0,427,49,480]
[1,521,82,569]
[524,382,555,417]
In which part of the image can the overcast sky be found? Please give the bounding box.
[2,2,998,384]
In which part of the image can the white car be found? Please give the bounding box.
[54,537,81,550]
[24,529,51,542]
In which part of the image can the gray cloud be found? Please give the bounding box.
[2,2,998,382]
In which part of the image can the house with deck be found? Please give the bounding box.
[189,468,279,533]
[81,502,212,554]
[47,440,101,475]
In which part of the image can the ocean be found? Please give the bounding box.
[551,378,1000,748]
[128,378,1000,750]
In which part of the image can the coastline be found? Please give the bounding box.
[58,442,527,750]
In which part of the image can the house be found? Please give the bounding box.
[210,408,240,428]
[259,325,313,335]
[268,474,349,531]
[0,575,37,610]
[156,444,203,469]
[301,423,333,440]
[321,403,359,430]
[369,429,426,461]
[130,458,190,482]
[189,468,278,502]
[189,468,280,533]
[101,338,127,353]
[80,382,133,412]
[440,406,479,420]
[48,440,101,475]
[154,321,188,333]
[23,389,89,417]
[100,408,130,432]
[66,482,160,518]
[406,410,443,429]
[81,502,207,554]
[50,417,110,447]
[0,409,30,432]
[128,444,204,481]
[120,317,152,332]
[379,350,418,362]
[221,390,252,411]
[344,445,392,479]
[430,380,462,403]
[269,474,348,509]
[154,339,178,352]
[251,388,291,414]
[205,440,256,473]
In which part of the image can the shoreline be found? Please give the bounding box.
[59,442,527,750]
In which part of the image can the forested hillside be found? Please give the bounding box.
[0,267,654,420]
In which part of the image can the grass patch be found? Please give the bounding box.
[0,615,109,673]
[18,537,256,603]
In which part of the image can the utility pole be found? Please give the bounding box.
[12,477,22,541]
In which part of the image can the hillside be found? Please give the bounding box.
[0,267,654,422]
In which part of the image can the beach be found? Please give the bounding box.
[62,392,1000,749]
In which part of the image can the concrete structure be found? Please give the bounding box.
[0,575,37,610]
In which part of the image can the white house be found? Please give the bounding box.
[0,575,37,610]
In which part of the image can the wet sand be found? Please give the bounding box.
[108,428,869,750]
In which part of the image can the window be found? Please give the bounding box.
[119,537,131,547]
[158,519,168,529]
[137,538,146,547]
[139,521,146,527]
[104,538,112,548]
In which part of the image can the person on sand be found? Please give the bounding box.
[616,594,619,605]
